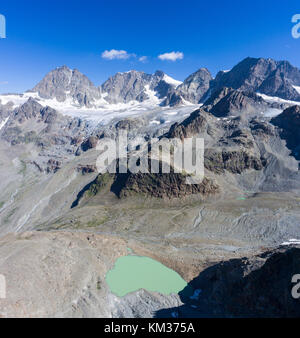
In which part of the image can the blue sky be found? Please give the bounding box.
[0,0,300,93]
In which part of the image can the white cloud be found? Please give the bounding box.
[158,51,184,61]
[139,56,147,62]
[0,81,8,85]
[102,49,131,60]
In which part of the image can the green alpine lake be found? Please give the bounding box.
[106,255,188,297]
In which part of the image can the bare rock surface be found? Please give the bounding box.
[0,231,128,318]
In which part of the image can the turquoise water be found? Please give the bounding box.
[106,255,188,297]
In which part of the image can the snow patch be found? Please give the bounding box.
[163,74,182,87]
[257,93,300,106]
[263,108,283,118]
[164,111,178,116]
[281,239,300,246]
[150,120,160,125]
[144,85,161,105]
[0,116,9,131]
[293,85,300,94]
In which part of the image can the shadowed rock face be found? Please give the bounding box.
[212,57,300,101]
[213,57,278,90]
[203,87,269,117]
[259,69,300,101]
[271,105,300,160]
[155,246,300,318]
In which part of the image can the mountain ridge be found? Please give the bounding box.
[2,57,300,115]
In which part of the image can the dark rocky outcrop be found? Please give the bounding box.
[46,159,61,173]
[81,136,99,151]
[271,105,300,160]
[204,148,266,174]
[228,129,255,148]
[115,118,145,131]
[203,87,268,117]
[71,166,220,205]
[250,119,275,138]
[167,108,212,139]
[111,172,219,199]
[156,246,300,318]
[77,164,97,175]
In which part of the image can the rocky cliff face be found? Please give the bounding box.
[31,65,101,107]
[271,105,300,160]
[1,98,89,171]
[167,108,214,139]
[176,68,212,103]
[161,68,212,107]
[101,70,153,104]
[101,70,176,104]
[204,148,265,174]
[112,173,219,199]
[161,57,300,107]
[156,246,300,318]
[212,57,300,101]
[165,104,299,181]
[203,87,271,117]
